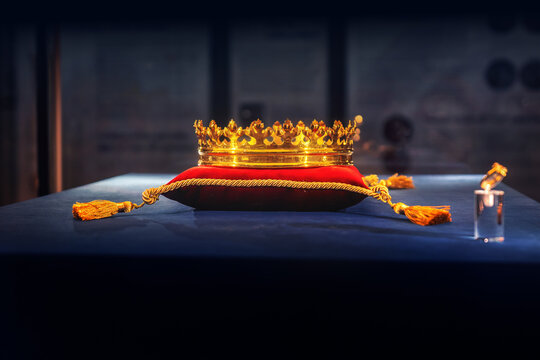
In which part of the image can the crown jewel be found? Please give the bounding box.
[194,117,362,168]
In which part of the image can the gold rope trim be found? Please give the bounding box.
[140,178,383,206]
[73,177,451,225]
[136,178,401,218]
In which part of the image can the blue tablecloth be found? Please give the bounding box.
[2,174,540,356]
[1,173,539,262]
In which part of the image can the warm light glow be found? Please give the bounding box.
[480,162,508,190]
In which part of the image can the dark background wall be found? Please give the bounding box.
[1,6,540,205]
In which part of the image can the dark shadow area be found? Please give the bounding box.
[3,254,540,358]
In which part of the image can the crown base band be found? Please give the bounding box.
[198,152,353,168]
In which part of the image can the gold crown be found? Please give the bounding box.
[194,116,362,168]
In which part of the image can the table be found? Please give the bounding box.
[2,173,540,356]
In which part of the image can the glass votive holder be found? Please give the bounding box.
[474,189,504,243]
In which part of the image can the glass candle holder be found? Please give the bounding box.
[474,189,504,243]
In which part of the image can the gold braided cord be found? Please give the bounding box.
[137,178,392,208]
[73,176,451,225]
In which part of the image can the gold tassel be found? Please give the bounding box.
[72,200,139,221]
[363,174,380,187]
[391,202,451,226]
[386,173,415,189]
[364,174,415,189]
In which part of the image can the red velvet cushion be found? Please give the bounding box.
[163,165,368,211]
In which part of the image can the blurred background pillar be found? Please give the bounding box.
[36,25,63,196]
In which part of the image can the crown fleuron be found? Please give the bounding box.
[194,117,362,168]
